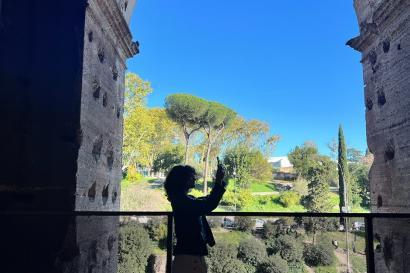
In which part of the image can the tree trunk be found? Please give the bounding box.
[312,229,316,245]
[184,133,189,164]
[203,138,212,195]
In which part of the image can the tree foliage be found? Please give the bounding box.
[124,73,152,114]
[207,241,248,273]
[238,237,267,267]
[349,162,370,207]
[221,117,280,158]
[201,101,236,193]
[123,74,180,171]
[278,191,301,208]
[152,145,184,174]
[224,145,273,188]
[118,223,153,273]
[165,94,209,163]
[338,125,350,212]
[303,243,335,267]
[288,143,320,179]
[266,234,303,263]
[236,216,255,233]
[145,218,167,249]
[256,255,289,273]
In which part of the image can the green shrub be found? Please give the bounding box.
[236,216,255,233]
[262,221,279,239]
[207,241,248,273]
[267,234,303,263]
[125,165,144,183]
[118,223,153,273]
[221,188,254,208]
[238,237,267,267]
[288,261,308,273]
[238,189,253,208]
[315,265,337,273]
[303,243,335,267]
[221,189,238,206]
[293,178,309,196]
[278,191,300,207]
[256,255,288,273]
[189,188,205,198]
[258,195,271,205]
[145,218,167,249]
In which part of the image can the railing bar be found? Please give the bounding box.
[1,211,410,218]
[365,215,375,273]
[166,214,174,273]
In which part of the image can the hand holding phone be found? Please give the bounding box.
[215,157,225,183]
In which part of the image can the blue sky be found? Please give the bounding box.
[127,1,366,156]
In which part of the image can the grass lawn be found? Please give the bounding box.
[314,265,338,273]
[351,254,367,273]
[213,230,253,247]
[121,178,171,211]
[328,192,369,213]
[250,182,277,192]
[241,194,306,212]
[317,231,366,254]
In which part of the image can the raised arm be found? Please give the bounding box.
[173,158,227,215]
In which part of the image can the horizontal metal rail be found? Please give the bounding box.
[2,210,410,218]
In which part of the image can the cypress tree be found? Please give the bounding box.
[338,125,349,213]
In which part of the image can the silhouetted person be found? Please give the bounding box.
[164,160,227,273]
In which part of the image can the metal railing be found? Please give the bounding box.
[3,211,410,273]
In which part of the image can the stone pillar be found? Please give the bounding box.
[0,0,137,272]
[348,1,410,272]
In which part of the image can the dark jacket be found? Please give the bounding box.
[171,182,226,256]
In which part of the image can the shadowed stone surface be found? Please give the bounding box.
[349,0,410,272]
[0,0,137,272]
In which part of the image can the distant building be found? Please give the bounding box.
[268,156,293,172]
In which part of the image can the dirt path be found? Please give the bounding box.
[305,266,315,273]
[335,248,350,273]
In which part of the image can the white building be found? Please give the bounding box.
[268,156,293,170]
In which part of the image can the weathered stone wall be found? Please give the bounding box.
[349,0,410,272]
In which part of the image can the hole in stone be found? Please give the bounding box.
[383,236,394,268]
[369,50,377,66]
[92,80,101,99]
[112,190,118,204]
[108,235,115,251]
[88,31,93,42]
[88,265,94,273]
[102,184,109,205]
[76,128,83,147]
[365,98,373,111]
[102,258,110,267]
[397,44,401,50]
[377,90,386,106]
[112,66,118,81]
[117,107,121,119]
[92,136,103,161]
[89,240,98,263]
[382,39,390,53]
[377,195,383,208]
[98,47,105,63]
[124,1,128,11]
[103,92,108,107]
[384,141,395,161]
[88,182,96,202]
[107,150,114,170]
